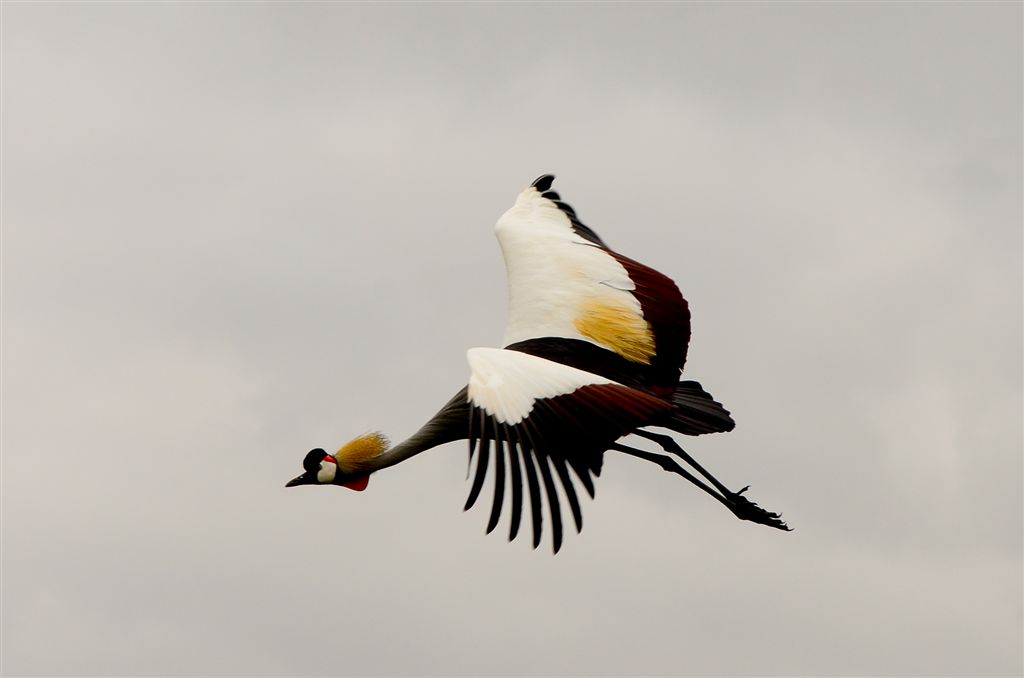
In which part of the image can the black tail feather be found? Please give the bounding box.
[662,381,736,436]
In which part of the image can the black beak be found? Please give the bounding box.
[285,473,312,488]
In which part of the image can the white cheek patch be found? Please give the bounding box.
[317,462,337,484]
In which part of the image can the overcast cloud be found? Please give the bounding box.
[2,3,1021,677]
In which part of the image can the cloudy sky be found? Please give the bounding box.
[3,3,1021,677]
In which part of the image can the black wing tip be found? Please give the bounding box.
[527,174,607,247]
[532,174,555,192]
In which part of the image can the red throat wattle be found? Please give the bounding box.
[323,454,367,491]
[342,476,369,492]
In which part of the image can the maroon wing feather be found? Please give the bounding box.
[609,251,691,393]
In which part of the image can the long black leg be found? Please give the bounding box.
[632,429,734,496]
[610,443,732,507]
[613,438,791,531]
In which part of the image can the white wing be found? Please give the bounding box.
[464,347,673,552]
[494,175,692,389]
[495,177,654,360]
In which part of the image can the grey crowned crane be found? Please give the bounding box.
[286,175,791,552]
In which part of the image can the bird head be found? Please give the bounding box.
[285,447,370,491]
[285,433,389,490]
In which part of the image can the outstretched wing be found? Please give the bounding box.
[464,347,674,553]
[495,174,691,393]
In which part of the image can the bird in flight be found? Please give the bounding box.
[287,175,790,551]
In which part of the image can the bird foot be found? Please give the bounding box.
[727,487,792,531]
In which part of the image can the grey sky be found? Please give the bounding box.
[2,2,1021,676]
